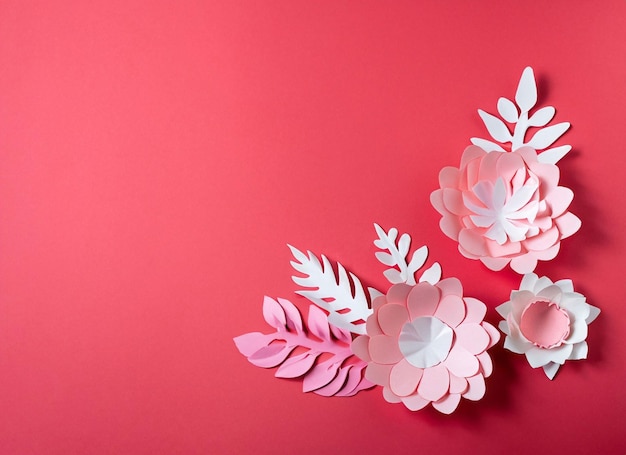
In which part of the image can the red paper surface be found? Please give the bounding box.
[1,1,625,453]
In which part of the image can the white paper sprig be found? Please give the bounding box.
[471,66,571,164]
[373,223,441,285]
[288,245,379,335]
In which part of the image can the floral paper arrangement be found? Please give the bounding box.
[235,225,499,414]
[430,67,580,274]
[235,67,600,414]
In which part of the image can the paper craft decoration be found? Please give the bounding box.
[351,279,499,413]
[234,68,597,414]
[430,67,581,273]
[234,224,500,413]
[496,273,600,379]
[233,296,374,396]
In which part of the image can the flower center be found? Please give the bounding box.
[464,174,539,245]
[398,316,453,368]
[519,300,571,348]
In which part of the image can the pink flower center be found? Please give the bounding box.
[398,316,453,368]
[519,300,571,348]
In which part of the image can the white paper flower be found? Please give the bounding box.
[496,273,600,379]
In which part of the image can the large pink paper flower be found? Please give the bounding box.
[430,145,581,274]
[496,273,600,379]
[352,279,499,414]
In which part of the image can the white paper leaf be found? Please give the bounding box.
[537,145,572,164]
[398,233,411,257]
[373,224,437,286]
[497,97,518,123]
[478,109,513,143]
[528,106,555,127]
[419,262,442,285]
[383,268,403,284]
[374,251,395,266]
[407,246,428,276]
[515,67,537,113]
[526,122,570,150]
[289,245,372,335]
[470,137,507,152]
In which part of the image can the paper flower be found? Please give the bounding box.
[352,279,500,414]
[496,273,600,379]
[431,145,581,273]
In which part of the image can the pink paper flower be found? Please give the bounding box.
[430,145,581,274]
[496,273,600,379]
[352,279,499,414]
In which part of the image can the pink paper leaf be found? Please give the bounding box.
[233,332,269,357]
[234,296,372,397]
[277,297,303,334]
[308,305,331,341]
[303,359,340,392]
[275,352,319,378]
[262,296,286,330]
[248,343,294,368]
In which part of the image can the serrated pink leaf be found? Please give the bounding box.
[277,297,303,333]
[275,352,318,378]
[235,298,371,397]
[233,332,269,357]
[262,296,286,330]
[335,362,374,396]
[334,365,362,397]
[248,343,294,368]
[329,322,352,345]
[314,364,351,396]
[336,368,376,397]
[308,305,331,341]
[303,360,340,392]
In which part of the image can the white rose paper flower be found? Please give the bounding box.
[496,273,600,379]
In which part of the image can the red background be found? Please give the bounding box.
[1,1,625,454]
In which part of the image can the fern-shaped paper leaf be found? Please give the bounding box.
[473,66,571,162]
[289,245,375,335]
[373,223,440,286]
[233,297,373,397]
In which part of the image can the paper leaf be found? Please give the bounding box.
[478,109,512,143]
[289,245,372,335]
[275,352,318,378]
[248,343,294,368]
[419,262,442,285]
[374,223,437,285]
[537,145,572,164]
[234,297,373,397]
[526,122,570,150]
[497,97,518,123]
[470,137,507,152]
[277,297,303,334]
[528,106,555,127]
[308,304,331,341]
[515,66,537,113]
[473,67,571,154]
[262,295,286,330]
